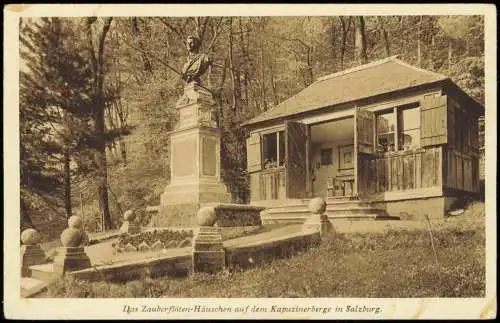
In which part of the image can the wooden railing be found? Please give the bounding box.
[359,147,443,194]
[250,168,286,201]
[444,147,479,193]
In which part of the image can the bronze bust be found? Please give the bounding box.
[181,35,212,84]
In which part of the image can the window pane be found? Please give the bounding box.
[399,129,420,150]
[377,112,396,134]
[377,133,395,152]
[377,111,395,152]
[263,133,278,168]
[400,107,420,130]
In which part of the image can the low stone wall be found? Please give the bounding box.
[220,225,263,240]
[224,231,321,269]
[70,251,192,282]
[203,203,264,227]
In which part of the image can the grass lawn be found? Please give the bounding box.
[45,204,485,298]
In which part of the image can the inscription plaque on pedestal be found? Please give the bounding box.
[172,138,196,178]
[202,137,217,176]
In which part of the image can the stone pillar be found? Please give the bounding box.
[302,197,333,237]
[119,210,141,235]
[192,206,225,273]
[54,216,91,275]
[21,229,47,277]
[160,82,231,227]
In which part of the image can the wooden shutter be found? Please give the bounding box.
[355,107,376,154]
[246,132,262,173]
[285,121,309,198]
[447,98,456,148]
[421,95,449,146]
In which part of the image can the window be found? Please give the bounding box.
[262,131,285,169]
[376,104,420,153]
[398,107,420,150]
[320,148,333,165]
[376,111,396,152]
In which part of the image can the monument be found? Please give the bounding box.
[159,35,231,227]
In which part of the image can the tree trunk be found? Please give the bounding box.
[270,60,279,106]
[63,145,72,218]
[87,17,113,231]
[95,101,112,230]
[354,16,368,65]
[378,16,391,57]
[339,17,350,70]
[228,18,241,111]
[260,36,267,110]
[119,136,127,166]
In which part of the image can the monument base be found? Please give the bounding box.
[302,213,334,237]
[120,221,141,235]
[53,247,91,275]
[192,226,225,273]
[21,244,47,277]
[159,181,231,227]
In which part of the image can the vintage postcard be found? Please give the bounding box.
[3,3,497,320]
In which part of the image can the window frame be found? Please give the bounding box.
[261,130,285,169]
[375,103,421,154]
[320,148,333,166]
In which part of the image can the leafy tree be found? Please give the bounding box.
[20,17,93,227]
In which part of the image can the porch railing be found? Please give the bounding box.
[359,146,443,194]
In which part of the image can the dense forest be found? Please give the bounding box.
[19,16,485,238]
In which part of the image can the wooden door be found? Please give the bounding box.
[285,121,310,198]
[354,107,376,197]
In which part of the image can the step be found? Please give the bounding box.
[261,211,397,224]
[30,263,60,283]
[263,205,386,214]
[21,277,48,298]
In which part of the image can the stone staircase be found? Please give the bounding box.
[257,196,399,224]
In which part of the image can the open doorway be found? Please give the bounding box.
[310,117,355,198]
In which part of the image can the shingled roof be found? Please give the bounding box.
[242,56,450,126]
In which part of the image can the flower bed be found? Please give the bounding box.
[113,229,194,252]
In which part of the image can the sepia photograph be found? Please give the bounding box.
[4,3,497,320]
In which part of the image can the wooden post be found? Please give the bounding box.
[80,192,85,231]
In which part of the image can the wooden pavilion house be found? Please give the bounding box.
[241,56,484,223]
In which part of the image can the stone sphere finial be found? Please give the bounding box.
[60,227,84,247]
[21,228,41,245]
[308,197,327,215]
[123,210,136,222]
[68,215,83,229]
[196,206,217,226]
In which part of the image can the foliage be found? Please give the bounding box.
[20,17,93,228]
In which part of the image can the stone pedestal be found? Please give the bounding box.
[160,83,231,227]
[21,229,46,277]
[53,247,91,275]
[192,226,225,273]
[302,197,333,237]
[54,216,92,275]
[120,210,141,235]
